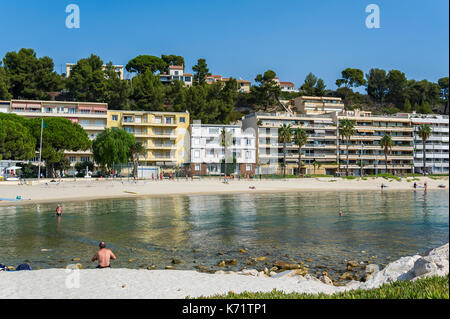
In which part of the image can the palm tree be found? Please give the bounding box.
[380,134,393,173]
[130,142,146,178]
[293,128,308,177]
[338,119,355,176]
[312,160,322,175]
[418,124,432,175]
[278,124,292,177]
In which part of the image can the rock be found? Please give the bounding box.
[253,256,267,262]
[319,275,333,285]
[217,252,224,255]
[67,263,83,270]
[413,258,438,277]
[257,271,267,277]
[71,258,80,261]
[339,272,354,281]
[171,258,181,264]
[215,270,226,274]
[225,259,237,266]
[240,269,258,276]
[239,249,247,253]
[193,249,200,253]
[165,265,175,270]
[303,274,322,282]
[128,258,134,263]
[270,266,278,272]
[245,260,255,266]
[269,271,277,277]
[365,264,380,274]
[347,260,360,268]
[59,260,65,263]
[217,261,226,267]
[274,261,299,270]
[264,267,269,275]
[147,265,156,270]
[195,265,207,271]
[305,258,312,262]
[271,269,307,279]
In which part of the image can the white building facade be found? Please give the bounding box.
[190,124,256,175]
[410,114,449,174]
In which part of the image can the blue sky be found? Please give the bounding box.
[0,0,448,90]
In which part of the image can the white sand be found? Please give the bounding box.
[0,268,347,299]
[0,176,447,207]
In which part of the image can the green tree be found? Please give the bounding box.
[0,119,35,160]
[130,71,164,111]
[417,124,432,175]
[250,70,282,112]
[404,99,412,113]
[126,55,167,74]
[104,62,131,109]
[130,141,146,178]
[92,128,135,171]
[192,58,211,85]
[278,124,292,177]
[386,70,407,108]
[438,77,449,114]
[336,68,366,89]
[28,117,91,177]
[65,54,106,102]
[300,73,326,96]
[366,68,388,103]
[0,62,12,100]
[338,119,355,176]
[3,48,63,100]
[75,160,95,176]
[293,128,308,177]
[380,134,393,173]
[161,55,185,73]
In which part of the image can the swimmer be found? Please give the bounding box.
[339,210,343,217]
[55,204,62,216]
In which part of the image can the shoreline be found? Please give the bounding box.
[1,243,447,299]
[0,176,447,207]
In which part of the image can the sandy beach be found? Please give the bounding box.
[0,176,447,207]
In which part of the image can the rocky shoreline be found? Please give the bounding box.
[1,243,447,298]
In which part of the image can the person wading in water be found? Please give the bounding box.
[91,241,117,268]
[55,204,63,217]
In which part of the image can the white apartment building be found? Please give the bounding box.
[410,114,449,174]
[190,123,256,175]
[65,63,124,80]
[159,65,193,86]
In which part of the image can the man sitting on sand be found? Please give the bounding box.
[91,241,116,269]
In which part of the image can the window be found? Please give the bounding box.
[195,164,201,171]
[179,117,186,123]
[194,150,200,158]
[184,76,191,82]
[81,157,90,162]
[246,164,252,171]
[69,156,76,162]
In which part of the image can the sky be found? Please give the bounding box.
[0,0,448,90]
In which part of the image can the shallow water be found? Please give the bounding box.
[0,190,448,278]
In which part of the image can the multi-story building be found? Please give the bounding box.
[294,96,345,114]
[279,81,298,93]
[65,63,124,80]
[2,99,108,165]
[336,110,415,175]
[242,112,339,175]
[410,114,449,174]
[190,123,256,175]
[205,74,251,93]
[107,110,190,167]
[159,65,193,86]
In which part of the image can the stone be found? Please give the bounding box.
[240,269,258,276]
[147,265,156,270]
[239,249,247,253]
[225,259,237,266]
[274,261,299,270]
[347,260,360,268]
[339,272,354,281]
[128,258,134,263]
[67,263,83,270]
[413,258,438,277]
[269,271,277,277]
[217,252,224,255]
[171,258,182,264]
[319,275,333,285]
[365,264,379,274]
[217,261,226,267]
[305,258,312,262]
[264,267,269,275]
[195,265,207,271]
[165,265,175,270]
[71,258,80,261]
[246,260,255,266]
[257,271,267,277]
[253,256,267,262]
[215,270,226,274]
[193,249,200,253]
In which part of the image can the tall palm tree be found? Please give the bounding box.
[418,124,432,175]
[130,141,146,178]
[278,124,292,177]
[293,128,308,177]
[338,119,355,176]
[380,134,393,173]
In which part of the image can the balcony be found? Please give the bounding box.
[150,132,177,139]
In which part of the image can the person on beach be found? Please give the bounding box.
[339,210,343,216]
[413,182,417,189]
[55,204,62,216]
[91,241,116,269]
[424,182,428,190]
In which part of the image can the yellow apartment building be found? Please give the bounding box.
[107,110,190,167]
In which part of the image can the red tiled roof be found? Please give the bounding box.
[184,73,192,76]
[280,81,295,86]
[169,65,184,70]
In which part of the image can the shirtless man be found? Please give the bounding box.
[55,204,62,216]
[91,242,116,268]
